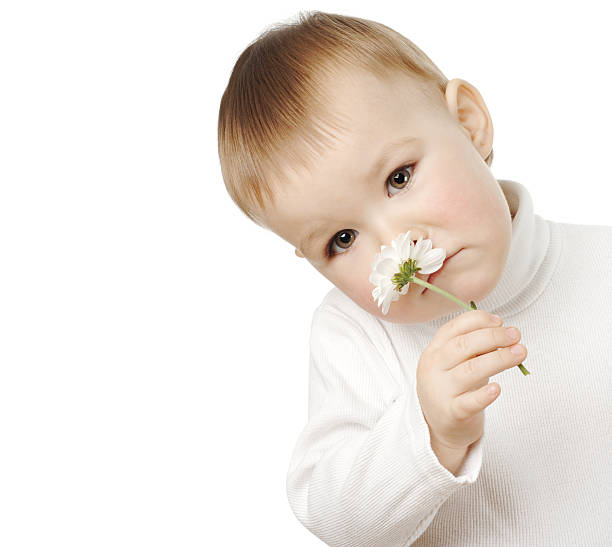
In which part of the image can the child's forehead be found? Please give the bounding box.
[267,67,440,175]
[320,64,441,112]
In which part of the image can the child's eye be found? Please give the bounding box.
[387,163,415,196]
[325,163,416,259]
[326,229,358,259]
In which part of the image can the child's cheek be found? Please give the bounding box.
[432,178,484,229]
[334,268,379,316]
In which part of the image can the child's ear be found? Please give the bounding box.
[295,248,305,258]
[444,78,494,163]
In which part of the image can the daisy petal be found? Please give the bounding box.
[412,237,432,262]
[377,257,400,277]
[382,293,393,315]
[415,248,446,274]
[391,231,410,251]
[369,271,387,285]
[372,286,381,300]
[380,246,399,262]
[398,235,415,260]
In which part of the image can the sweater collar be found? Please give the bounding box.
[419,179,563,330]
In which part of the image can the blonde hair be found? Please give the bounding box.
[217,10,493,227]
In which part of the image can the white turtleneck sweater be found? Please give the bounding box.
[286,180,612,546]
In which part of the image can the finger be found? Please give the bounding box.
[438,325,522,371]
[450,382,501,422]
[431,309,502,350]
[449,343,527,395]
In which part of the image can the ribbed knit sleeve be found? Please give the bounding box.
[286,304,483,547]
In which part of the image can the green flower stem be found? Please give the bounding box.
[410,277,473,311]
[409,276,530,376]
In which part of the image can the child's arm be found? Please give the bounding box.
[286,304,483,547]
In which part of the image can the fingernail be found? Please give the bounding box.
[510,344,524,355]
[505,327,519,340]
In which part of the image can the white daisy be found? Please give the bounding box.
[368,231,446,315]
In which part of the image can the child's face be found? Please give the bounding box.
[264,68,513,324]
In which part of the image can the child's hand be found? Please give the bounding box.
[416,310,527,453]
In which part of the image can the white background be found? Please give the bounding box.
[1,1,610,545]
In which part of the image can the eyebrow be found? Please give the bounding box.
[299,135,420,257]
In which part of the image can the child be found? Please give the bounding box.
[217,11,612,546]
